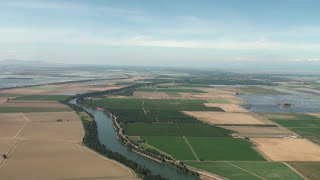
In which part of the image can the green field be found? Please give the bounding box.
[0,93,20,97]
[177,123,232,137]
[136,88,205,93]
[0,107,71,113]
[123,122,182,136]
[207,99,230,104]
[265,113,320,144]
[82,98,223,123]
[122,122,232,137]
[187,162,303,180]
[187,137,265,161]
[288,162,320,180]
[14,95,70,101]
[141,136,197,160]
[288,127,320,144]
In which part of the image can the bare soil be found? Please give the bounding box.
[0,101,68,108]
[0,139,17,159]
[251,138,320,161]
[183,111,266,125]
[23,111,80,122]
[133,91,170,99]
[219,126,294,138]
[204,103,248,112]
[17,121,84,143]
[0,113,25,138]
[0,140,136,180]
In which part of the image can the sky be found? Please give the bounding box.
[1,0,320,70]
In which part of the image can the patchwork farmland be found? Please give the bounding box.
[81,85,310,180]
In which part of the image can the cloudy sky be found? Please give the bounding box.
[1,0,320,69]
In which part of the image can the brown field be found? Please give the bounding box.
[251,138,320,161]
[177,92,217,100]
[0,113,26,138]
[183,111,267,125]
[17,121,84,143]
[202,88,234,95]
[0,88,48,95]
[0,84,124,96]
[259,112,297,119]
[0,101,69,108]
[133,91,170,99]
[219,126,294,138]
[23,111,80,122]
[204,103,248,112]
[220,95,247,104]
[0,98,7,104]
[0,139,17,158]
[308,113,320,118]
[0,140,135,180]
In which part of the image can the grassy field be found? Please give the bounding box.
[14,95,70,101]
[123,122,182,136]
[177,123,232,137]
[0,93,20,97]
[122,122,232,137]
[83,98,223,123]
[288,127,320,144]
[264,113,320,144]
[288,161,320,180]
[136,88,205,93]
[141,136,197,160]
[207,99,230,104]
[187,162,303,180]
[0,107,71,113]
[187,137,265,161]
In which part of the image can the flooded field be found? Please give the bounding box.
[238,94,320,113]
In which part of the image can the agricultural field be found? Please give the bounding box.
[204,103,248,112]
[123,122,232,137]
[82,98,223,123]
[0,140,135,180]
[0,100,68,108]
[219,125,294,138]
[141,136,197,160]
[187,161,303,180]
[251,138,320,161]
[288,161,320,180]
[187,137,265,161]
[0,82,137,180]
[0,107,71,113]
[123,122,182,136]
[261,113,320,144]
[0,113,26,138]
[183,111,268,125]
[136,88,205,93]
[13,95,70,101]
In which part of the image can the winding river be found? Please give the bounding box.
[70,99,200,180]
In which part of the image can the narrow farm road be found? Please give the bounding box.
[183,136,200,161]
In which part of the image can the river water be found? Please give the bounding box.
[70,99,199,180]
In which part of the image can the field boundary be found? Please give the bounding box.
[225,161,267,180]
[77,144,136,177]
[183,136,200,161]
[13,113,29,139]
[284,162,308,180]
